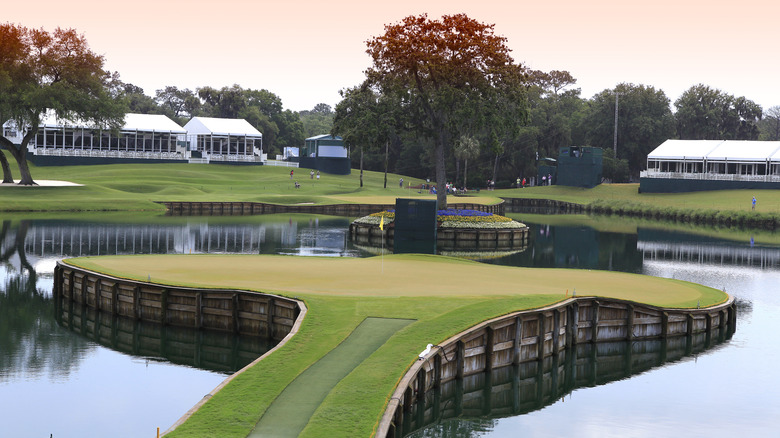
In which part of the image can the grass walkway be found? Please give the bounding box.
[249,317,413,438]
[66,254,728,437]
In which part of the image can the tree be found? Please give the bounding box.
[583,83,675,175]
[299,103,335,138]
[119,83,160,114]
[453,135,480,189]
[675,84,762,140]
[365,14,527,208]
[155,86,200,122]
[0,24,125,185]
[759,106,780,141]
[332,83,398,188]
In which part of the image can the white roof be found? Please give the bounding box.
[38,111,185,133]
[647,140,724,160]
[184,117,262,137]
[707,141,780,162]
[122,114,186,133]
[648,140,780,162]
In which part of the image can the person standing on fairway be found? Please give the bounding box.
[752,196,757,210]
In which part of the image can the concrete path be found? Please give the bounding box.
[249,317,414,438]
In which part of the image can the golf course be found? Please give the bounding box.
[0,158,752,437]
[62,253,727,437]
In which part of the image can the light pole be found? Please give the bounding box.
[613,91,620,156]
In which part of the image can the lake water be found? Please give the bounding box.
[1,214,778,437]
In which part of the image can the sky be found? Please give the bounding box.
[5,0,779,112]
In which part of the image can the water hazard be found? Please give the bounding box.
[2,214,779,437]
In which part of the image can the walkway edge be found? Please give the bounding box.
[162,300,308,435]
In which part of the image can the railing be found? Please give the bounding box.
[264,160,299,168]
[641,170,780,183]
[34,148,184,160]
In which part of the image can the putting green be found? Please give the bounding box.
[65,254,727,437]
[70,253,720,308]
[249,317,413,437]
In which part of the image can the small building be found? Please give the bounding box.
[555,146,603,188]
[183,117,264,163]
[299,135,350,175]
[5,112,189,165]
[640,139,780,192]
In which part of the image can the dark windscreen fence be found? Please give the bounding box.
[393,199,437,254]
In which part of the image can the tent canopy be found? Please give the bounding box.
[184,117,262,137]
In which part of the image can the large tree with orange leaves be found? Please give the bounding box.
[0,23,125,185]
[365,14,527,208]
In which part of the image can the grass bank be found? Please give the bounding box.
[0,154,501,212]
[498,184,780,229]
[66,254,726,438]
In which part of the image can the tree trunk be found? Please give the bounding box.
[2,132,36,185]
[492,154,500,186]
[359,148,364,188]
[383,140,388,189]
[435,134,447,209]
[0,148,13,184]
[464,158,468,191]
[455,159,460,187]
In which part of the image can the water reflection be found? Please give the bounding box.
[2,214,778,437]
[404,330,734,438]
[55,303,273,374]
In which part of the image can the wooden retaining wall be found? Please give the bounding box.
[377,296,736,438]
[502,197,586,214]
[161,201,505,217]
[55,303,271,372]
[53,262,302,341]
[349,223,529,249]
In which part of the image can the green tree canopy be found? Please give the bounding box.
[675,84,762,141]
[584,83,675,174]
[299,103,335,138]
[0,23,126,185]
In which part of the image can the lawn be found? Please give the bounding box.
[4,151,780,217]
[497,183,780,214]
[0,151,502,211]
[66,254,727,438]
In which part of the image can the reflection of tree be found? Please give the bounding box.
[406,418,497,438]
[0,220,90,381]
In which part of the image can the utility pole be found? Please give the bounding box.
[613,92,620,156]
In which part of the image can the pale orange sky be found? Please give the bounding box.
[5,0,778,112]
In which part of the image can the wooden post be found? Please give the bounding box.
[686,314,694,337]
[570,302,579,346]
[552,309,560,353]
[232,293,240,333]
[591,301,600,342]
[268,298,276,339]
[456,340,465,380]
[195,292,203,329]
[537,313,546,361]
[627,304,634,341]
[111,283,118,315]
[513,316,523,365]
[133,285,140,320]
[160,289,168,325]
[661,311,669,338]
[485,327,494,371]
[94,278,102,311]
[433,354,442,389]
[416,368,426,401]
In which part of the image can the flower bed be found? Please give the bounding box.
[352,209,525,230]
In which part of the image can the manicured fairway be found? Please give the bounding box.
[65,254,727,437]
[249,317,413,438]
